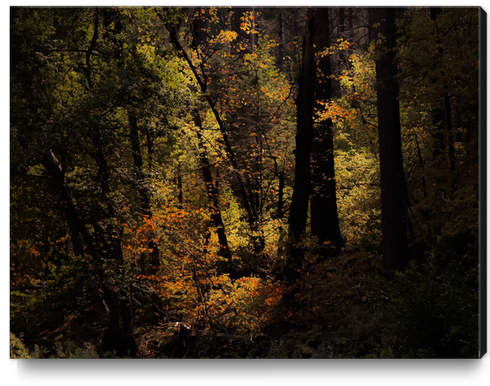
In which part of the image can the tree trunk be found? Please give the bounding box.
[193,109,233,264]
[286,9,316,281]
[288,9,316,240]
[371,8,409,272]
[310,7,343,255]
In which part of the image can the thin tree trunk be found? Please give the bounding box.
[193,109,233,264]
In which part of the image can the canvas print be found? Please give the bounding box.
[10,6,485,359]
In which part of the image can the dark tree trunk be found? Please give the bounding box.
[310,7,343,255]
[286,9,316,282]
[288,9,316,241]
[371,8,409,272]
[430,7,442,21]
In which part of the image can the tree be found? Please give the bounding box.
[370,8,409,271]
[310,7,343,254]
[286,8,316,280]
[288,9,316,242]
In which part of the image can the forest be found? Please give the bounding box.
[10,6,483,359]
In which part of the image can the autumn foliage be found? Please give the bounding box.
[10,7,482,358]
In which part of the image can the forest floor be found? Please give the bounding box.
[129,248,388,359]
[11,236,479,359]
